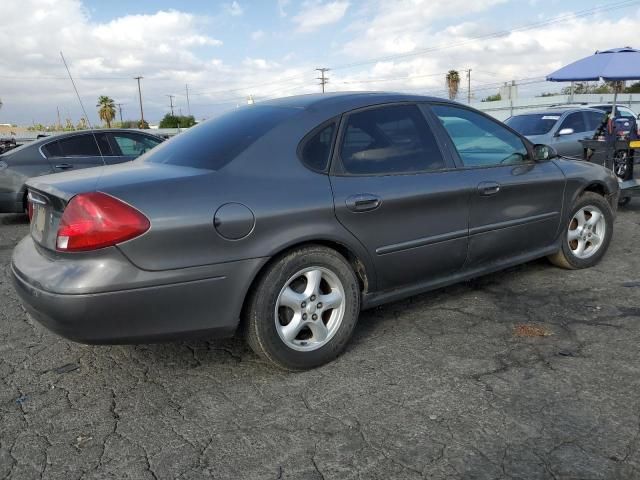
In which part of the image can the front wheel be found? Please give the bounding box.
[548,192,614,269]
[244,245,361,370]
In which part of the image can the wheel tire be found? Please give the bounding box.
[548,192,614,270]
[244,245,361,370]
[618,196,631,207]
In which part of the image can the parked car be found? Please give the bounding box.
[0,129,163,214]
[12,93,619,370]
[504,107,607,158]
[587,104,639,120]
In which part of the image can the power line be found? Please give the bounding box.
[134,76,145,126]
[316,68,330,93]
[330,0,640,71]
[166,94,175,116]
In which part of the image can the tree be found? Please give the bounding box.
[96,95,116,128]
[159,114,197,128]
[445,70,460,100]
[482,92,501,102]
[625,81,640,93]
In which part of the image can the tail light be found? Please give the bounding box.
[27,200,33,221]
[56,192,150,252]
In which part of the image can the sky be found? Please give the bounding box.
[1,0,640,125]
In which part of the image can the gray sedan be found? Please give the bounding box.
[505,107,606,158]
[12,93,619,370]
[0,129,162,213]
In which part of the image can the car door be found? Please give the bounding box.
[109,132,162,165]
[330,103,470,291]
[42,133,112,172]
[429,103,565,269]
[550,112,590,158]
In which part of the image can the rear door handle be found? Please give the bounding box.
[346,194,381,212]
[477,181,501,196]
[55,163,74,170]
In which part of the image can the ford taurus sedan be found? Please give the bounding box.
[12,93,619,370]
[0,129,162,214]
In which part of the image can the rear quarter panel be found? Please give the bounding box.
[107,111,378,288]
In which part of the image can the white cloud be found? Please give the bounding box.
[278,0,291,17]
[226,1,244,16]
[293,1,350,33]
[251,30,265,40]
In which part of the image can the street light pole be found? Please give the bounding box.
[134,76,145,127]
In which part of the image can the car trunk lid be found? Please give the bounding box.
[27,162,210,251]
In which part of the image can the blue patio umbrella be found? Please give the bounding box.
[547,47,640,118]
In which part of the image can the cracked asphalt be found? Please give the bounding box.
[1,202,639,480]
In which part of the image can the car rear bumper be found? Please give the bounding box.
[11,237,266,344]
[0,191,23,213]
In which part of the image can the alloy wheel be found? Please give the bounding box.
[567,205,606,259]
[275,267,346,351]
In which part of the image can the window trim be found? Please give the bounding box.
[425,102,535,171]
[330,102,455,177]
[296,117,339,174]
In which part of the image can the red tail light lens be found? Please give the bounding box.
[27,200,33,221]
[56,192,150,252]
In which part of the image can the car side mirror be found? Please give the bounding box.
[532,144,558,161]
[557,128,574,136]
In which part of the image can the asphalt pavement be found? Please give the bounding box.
[1,202,639,479]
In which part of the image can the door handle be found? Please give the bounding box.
[478,181,501,196]
[55,163,73,170]
[346,194,381,212]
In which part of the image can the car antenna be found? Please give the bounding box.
[59,51,106,167]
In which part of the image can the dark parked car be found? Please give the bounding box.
[12,93,619,370]
[504,107,606,158]
[0,129,163,213]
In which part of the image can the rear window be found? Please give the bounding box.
[146,106,298,170]
[505,114,559,136]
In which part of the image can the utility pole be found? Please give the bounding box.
[316,68,330,93]
[116,103,124,123]
[134,76,145,127]
[167,94,175,116]
[56,106,61,130]
[465,69,472,104]
[185,84,191,116]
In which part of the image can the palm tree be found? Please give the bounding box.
[96,96,116,128]
[446,70,460,100]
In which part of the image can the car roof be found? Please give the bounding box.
[25,129,161,147]
[510,106,604,117]
[259,91,453,112]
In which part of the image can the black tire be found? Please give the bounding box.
[548,192,614,270]
[244,245,361,370]
[618,196,631,207]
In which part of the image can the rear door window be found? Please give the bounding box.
[55,133,112,156]
[299,122,336,172]
[338,104,446,175]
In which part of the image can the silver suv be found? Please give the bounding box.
[505,107,606,158]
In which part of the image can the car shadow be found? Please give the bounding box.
[0,213,29,225]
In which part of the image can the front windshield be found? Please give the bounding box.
[505,114,559,136]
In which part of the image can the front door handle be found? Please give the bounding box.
[478,181,501,196]
[346,194,381,212]
[55,163,74,170]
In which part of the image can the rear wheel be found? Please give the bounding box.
[244,245,360,370]
[548,192,613,269]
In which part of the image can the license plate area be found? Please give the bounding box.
[30,203,47,243]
